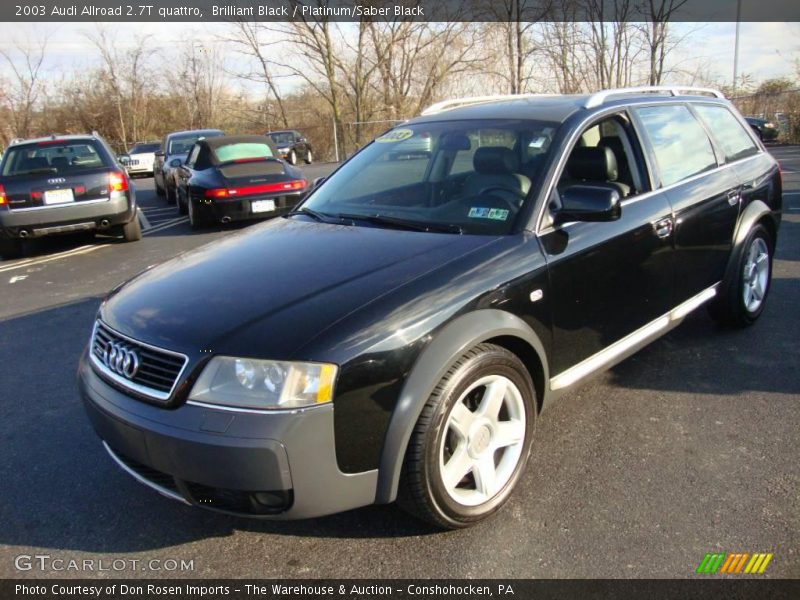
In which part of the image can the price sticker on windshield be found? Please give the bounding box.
[376,129,414,143]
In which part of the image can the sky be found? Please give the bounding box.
[0,21,797,94]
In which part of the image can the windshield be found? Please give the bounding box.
[169,133,220,155]
[301,119,558,235]
[268,132,293,145]
[213,142,274,163]
[128,142,160,154]
[1,141,107,177]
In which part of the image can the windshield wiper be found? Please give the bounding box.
[335,213,462,234]
[285,207,334,222]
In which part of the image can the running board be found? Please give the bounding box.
[550,285,718,391]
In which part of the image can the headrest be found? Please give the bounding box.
[473,146,519,175]
[566,146,618,182]
[598,136,625,158]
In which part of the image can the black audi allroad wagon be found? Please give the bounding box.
[79,87,782,528]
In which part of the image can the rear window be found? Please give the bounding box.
[693,105,759,162]
[635,105,718,187]
[212,143,274,163]
[128,142,160,154]
[1,141,107,177]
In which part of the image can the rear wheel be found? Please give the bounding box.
[0,238,24,260]
[156,177,165,197]
[188,199,205,230]
[121,217,142,242]
[177,189,188,215]
[709,224,772,327]
[397,343,536,529]
[305,149,313,165]
[165,182,177,205]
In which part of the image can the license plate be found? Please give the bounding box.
[251,199,276,213]
[43,189,75,205]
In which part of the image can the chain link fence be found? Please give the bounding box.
[730,89,800,144]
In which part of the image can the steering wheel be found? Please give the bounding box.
[477,185,527,211]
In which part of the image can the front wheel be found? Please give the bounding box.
[398,343,536,529]
[165,183,177,205]
[177,189,188,215]
[708,224,773,327]
[288,150,297,165]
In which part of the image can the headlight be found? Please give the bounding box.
[188,357,337,410]
[764,123,775,128]
[278,147,290,153]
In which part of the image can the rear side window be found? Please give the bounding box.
[635,105,717,187]
[1,141,107,177]
[693,105,759,162]
[128,143,160,154]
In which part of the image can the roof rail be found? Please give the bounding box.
[421,94,555,116]
[584,86,725,108]
[9,138,24,145]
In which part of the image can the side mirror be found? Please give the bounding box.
[169,158,183,168]
[553,185,621,225]
[154,150,165,158]
[118,154,131,165]
[312,176,326,189]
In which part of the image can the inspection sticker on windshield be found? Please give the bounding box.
[468,207,509,221]
[376,128,414,143]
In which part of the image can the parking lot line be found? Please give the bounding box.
[138,208,151,230]
[0,244,105,274]
[142,217,189,235]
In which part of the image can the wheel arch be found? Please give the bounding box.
[375,309,549,504]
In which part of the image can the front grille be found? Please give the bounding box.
[90,320,188,401]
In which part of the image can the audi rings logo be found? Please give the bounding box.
[47,177,66,184]
[102,341,140,379]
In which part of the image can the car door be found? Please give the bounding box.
[539,113,675,380]
[633,103,740,304]
[176,143,201,208]
[293,131,307,158]
[154,136,168,187]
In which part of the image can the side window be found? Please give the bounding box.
[186,144,201,168]
[693,105,759,163]
[635,105,717,187]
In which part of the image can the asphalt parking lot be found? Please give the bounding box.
[0,151,798,579]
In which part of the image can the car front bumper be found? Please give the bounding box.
[78,352,378,519]
[0,194,135,239]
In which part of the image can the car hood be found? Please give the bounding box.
[101,218,497,358]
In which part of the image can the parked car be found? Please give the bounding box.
[174,135,307,229]
[745,117,779,142]
[0,134,140,258]
[79,87,781,528]
[154,129,223,204]
[121,141,160,178]
[266,130,313,165]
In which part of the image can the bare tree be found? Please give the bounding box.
[169,39,228,130]
[640,0,689,85]
[224,21,289,129]
[0,37,47,142]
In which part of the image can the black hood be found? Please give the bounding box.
[101,218,496,358]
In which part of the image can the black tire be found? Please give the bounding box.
[155,178,165,197]
[165,183,177,205]
[397,343,536,529]
[188,199,205,230]
[177,189,188,215]
[708,224,773,327]
[0,238,24,260]
[122,216,142,242]
[288,150,297,165]
[304,149,313,165]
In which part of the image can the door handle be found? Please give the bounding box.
[727,190,741,206]
[654,217,673,239]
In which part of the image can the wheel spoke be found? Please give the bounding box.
[752,280,764,301]
[474,455,497,497]
[478,379,506,419]
[494,419,525,448]
[449,402,475,439]
[442,445,474,490]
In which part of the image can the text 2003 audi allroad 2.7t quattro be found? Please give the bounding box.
[79,87,781,529]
